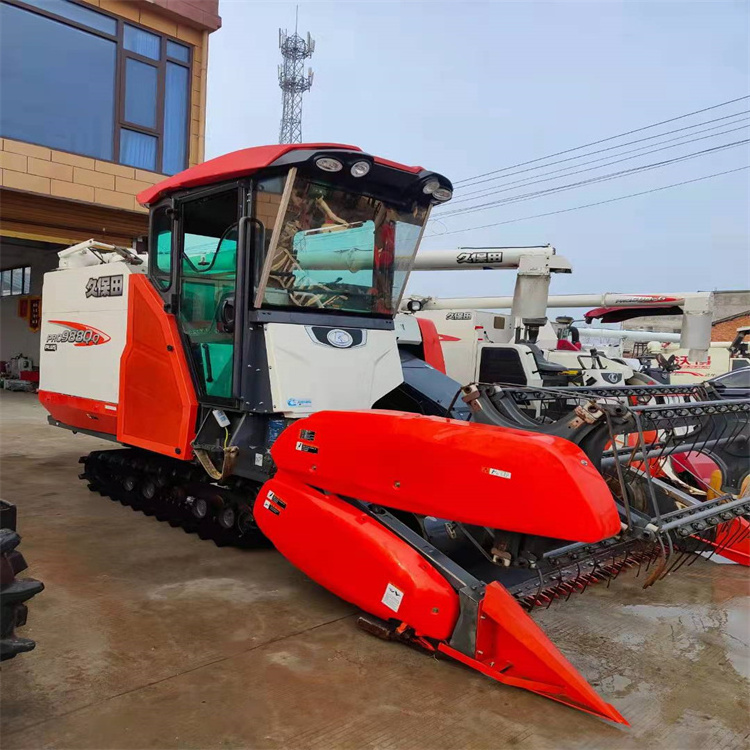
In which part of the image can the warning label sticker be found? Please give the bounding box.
[263,499,280,515]
[487,467,512,479]
[381,583,404,613]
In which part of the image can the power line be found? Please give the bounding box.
[452,95,750,186]
[424,166,749,238]
[437,139,750,220]
[454,109,750,192]
[451,116,750,202]
[444,122,750,207]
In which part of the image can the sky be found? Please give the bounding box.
[206,1,750,306]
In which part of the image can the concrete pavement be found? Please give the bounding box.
[1,392,748,749]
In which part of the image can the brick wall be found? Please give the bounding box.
[134,0,221,31]
[255,192,284,231]
[1,138,159,214]
[712,313,750,342]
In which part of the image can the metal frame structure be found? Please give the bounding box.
[277,17,315,144]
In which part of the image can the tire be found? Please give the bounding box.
[0,501,44,661]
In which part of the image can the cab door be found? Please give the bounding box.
[176,186,242,403]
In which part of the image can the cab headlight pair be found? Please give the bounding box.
[422,179,452,202]
[315,157,371,178]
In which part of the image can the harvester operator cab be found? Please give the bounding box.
[140,145,452,416]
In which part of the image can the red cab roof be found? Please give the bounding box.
[137,143,424,206]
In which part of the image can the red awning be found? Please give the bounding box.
[584,305,683,324]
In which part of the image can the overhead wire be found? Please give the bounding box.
[454,109,750,193]
[448,118,750,204]
[423,166,749,238]
[436,139,750,219]
[452,95,750,186]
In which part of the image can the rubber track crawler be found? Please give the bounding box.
[80,450,265,549]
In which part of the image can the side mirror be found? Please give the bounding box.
[218,295,235,333]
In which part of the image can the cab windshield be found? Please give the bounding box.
[256,173,428,315]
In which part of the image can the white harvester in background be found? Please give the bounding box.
[398,246,714,388]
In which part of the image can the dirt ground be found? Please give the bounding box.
[1,391,748,749]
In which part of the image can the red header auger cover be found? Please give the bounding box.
[269,410,620,543]
[253,410,627,725]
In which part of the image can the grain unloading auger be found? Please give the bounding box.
[38,144,749,727]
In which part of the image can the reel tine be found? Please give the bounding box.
[643,555,668,588]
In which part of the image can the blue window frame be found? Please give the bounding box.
[166,40,189,63]
[163,63,190,176]
[0,2,116,159]
[0,0,192,175]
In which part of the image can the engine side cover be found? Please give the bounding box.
[263,322,403,416]
[39,261,145,405]
[270,410,621,543]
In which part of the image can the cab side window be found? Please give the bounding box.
[151,205,173,290]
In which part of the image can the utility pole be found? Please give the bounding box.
[278,8,314,144]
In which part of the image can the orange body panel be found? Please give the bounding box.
[439,582,627,725]
[254,475,460,639]
[706,518,750,566]
[117,275,198,459]
[38,391,117,435]
[271,410,621,542]
[416,317,447,373]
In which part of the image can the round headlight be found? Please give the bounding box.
[432,187,453,202]
[422,179,440,194]
[350,160,371,178]
[315,157,343,172]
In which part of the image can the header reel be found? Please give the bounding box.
[461,381,750,605]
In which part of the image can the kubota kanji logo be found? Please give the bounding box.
[47,320,111,346]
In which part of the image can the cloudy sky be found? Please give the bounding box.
[206,1,749,304]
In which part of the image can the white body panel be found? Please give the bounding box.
[576,327,681,344]
[415,309,482,385]
[406,309,557,385]
[264,322,403,417]
[398,309,637,387]
[653,346,750,383]
[40,263,145,404]
[547,350,634,385]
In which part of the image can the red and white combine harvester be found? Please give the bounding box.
[38,144,750,725]
[398,254,716,389]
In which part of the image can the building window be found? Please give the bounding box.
[1,267,32,297]
[0,0,192,175]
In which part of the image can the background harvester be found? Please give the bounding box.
[398,246,715,389]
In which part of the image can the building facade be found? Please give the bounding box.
[0,0,221,364]
[711,311,750,343]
